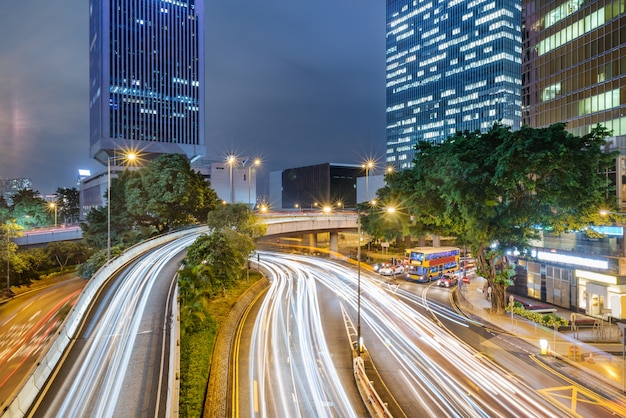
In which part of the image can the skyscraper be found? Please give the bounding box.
[521,0,625,139]
[89,0,205,164]
[519,0,626,315]
[521,0,626,210]
[385,0,522,168]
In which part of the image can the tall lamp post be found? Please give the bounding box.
[248,158,261,208]
[49,202,57,227]
[356,210,363,355]
[107,152,136,263]
[227,155,237,204]
[356,204,396,356]
[362,159,375,202]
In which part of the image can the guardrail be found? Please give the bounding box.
[167,286,181,417]
[353,356,393,418]
[4,226,209,417]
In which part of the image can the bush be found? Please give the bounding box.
[506,305,569,328]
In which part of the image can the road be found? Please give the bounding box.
[234,251,366,417]
[238,252,625,417]
[0,278,86,408]
[28,234,198,418]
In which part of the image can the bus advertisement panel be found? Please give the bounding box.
[405,246,460,282]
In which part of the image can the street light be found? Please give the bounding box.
[356,204,396,356]
[357,209,363,355]
[248,158,261,208]
[362,159,376,202]
[49,202,57,227]
[227,155,237,204]
[107,152,137,263]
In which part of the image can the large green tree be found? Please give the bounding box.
[82,153,220,253]
[10,189,49,228]
[378,123,617,312]
[126,153,219,232]
[0,220,24,292]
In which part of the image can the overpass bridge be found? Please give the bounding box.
[260,212,358,255]
[12,213,359,253]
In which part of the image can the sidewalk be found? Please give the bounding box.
[455,276,626,393]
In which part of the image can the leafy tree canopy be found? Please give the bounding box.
[206,203,266,240]
[55,187,80,224]
[377,123,617,312]
[10,189,50,228]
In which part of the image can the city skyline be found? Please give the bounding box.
[0,1,386,195]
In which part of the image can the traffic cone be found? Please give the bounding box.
[587,352,595,364]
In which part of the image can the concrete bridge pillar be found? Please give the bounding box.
[329,231,339,258]
[306,233,318,252]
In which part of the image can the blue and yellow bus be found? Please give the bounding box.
[405,246,460,282]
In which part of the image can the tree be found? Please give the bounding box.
[46,241,89,272]
[55,187,80,224]
[10,189,49,228]
[382,123,617,312]
[0,220,24,293]
[206,203,266,240]
[126,154,220,232]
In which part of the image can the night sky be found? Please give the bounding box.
[0,1,386,196]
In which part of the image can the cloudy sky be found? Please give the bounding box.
[0,1,386,195]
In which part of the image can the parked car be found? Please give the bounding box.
[436,274,458,288]
[379,263,404,276]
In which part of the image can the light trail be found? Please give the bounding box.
[250,252,565,417]
[38,234,200,418]
[249,253,360,417]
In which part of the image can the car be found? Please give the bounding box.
[436,274,458,288]
[379,263,404,276]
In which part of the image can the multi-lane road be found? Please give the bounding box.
[0,278,86,408]
[5,244,626,417]
[235,251,626,417]
[27,235,199,417]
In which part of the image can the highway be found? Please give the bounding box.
[28,234,198,417]
[237,252,623,417]
[234,252,366,417]
[0,278,86,408]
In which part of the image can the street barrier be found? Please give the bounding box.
[353,356,393,418]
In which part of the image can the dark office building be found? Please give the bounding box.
[281,164,360,210]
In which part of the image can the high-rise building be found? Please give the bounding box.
[89,0,205,164]
[519,0,626,318]
[385,0,522,168]
[522,0,626,205]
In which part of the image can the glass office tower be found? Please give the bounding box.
[89,0,205,164]
[522,0,626,137]
[520,0,626,315]
[386,0,522,168]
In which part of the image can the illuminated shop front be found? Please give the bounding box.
[522,247,626,320]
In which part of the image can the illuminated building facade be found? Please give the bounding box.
[385,0,522,168]
[521,0,626,319]
[89,0,205,164]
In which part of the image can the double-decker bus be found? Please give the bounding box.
[405,246,460,283]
